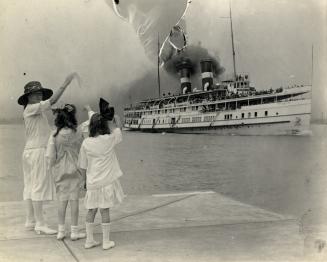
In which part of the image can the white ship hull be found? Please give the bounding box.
[124,98,311,136]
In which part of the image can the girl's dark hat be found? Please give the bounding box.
[18,81,53,105]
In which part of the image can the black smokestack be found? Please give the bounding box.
[200,59,214,91]
[176,58,192,94]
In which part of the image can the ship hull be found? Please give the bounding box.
[126,114,311,135]
[124,99,311,136]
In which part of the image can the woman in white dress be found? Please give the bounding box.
[18,73,76,235]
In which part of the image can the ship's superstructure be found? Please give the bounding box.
[123,59,311,135]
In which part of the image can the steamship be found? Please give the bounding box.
[123,61,311,135]
[123,4,311,135]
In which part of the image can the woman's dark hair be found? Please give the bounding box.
[53,104,77,137]
[23,92,44,110]
[89,113,110,137]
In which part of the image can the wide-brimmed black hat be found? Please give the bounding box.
[18,81,53,105]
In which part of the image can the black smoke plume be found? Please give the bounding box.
[163,44,225,78]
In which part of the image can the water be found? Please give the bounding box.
[1,124,327,218]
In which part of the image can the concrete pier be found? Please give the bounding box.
[0,191,320,261]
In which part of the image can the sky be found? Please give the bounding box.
[0,0,326,120]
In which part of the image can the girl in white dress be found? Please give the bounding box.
[18,74,76,235]
[46,104,86,241]
[78,98,125,250]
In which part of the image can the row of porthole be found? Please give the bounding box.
[225,111,279,120]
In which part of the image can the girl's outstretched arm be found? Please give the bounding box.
[84,105,96,119]
[113,115,122,130]
[50,73,76,105]
[110,115,123,145]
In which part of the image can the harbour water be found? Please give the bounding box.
[0,124,326,219]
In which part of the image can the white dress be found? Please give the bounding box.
[22,100,54,201]
[78,128,125,209]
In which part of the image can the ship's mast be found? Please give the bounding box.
[311,44,314,86]
[157,33,161,98]
[229,0,237,80]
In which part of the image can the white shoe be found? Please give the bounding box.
[103,241,115,250]
[85,222,99,248]
[71,232,86,241]
[57,224,66,240]
[35,224,57,235]
[85,240,100,249]
[57,231,66,240]
[101,223,115,250]
[25,221,36,231]
[71,225,86,241]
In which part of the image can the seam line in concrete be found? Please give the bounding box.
[111,194,196,223]
[62,239,79,262]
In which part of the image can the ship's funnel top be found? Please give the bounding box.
[176,59,192,94]
[200,59,214,91]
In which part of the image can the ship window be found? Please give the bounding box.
[248,112,251,118]
[192,117,201,122]
[182,117,190,123]
[265,111,268,116]
[165,110,167,113]
[230,114,232,119]
[204,116,214,122]
[276,112,279,116]
[242,113,244,118]
[254,112,257,117]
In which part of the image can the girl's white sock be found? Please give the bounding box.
[85,222,95,242]
[85,222,100,249]
[102,223,115,250]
